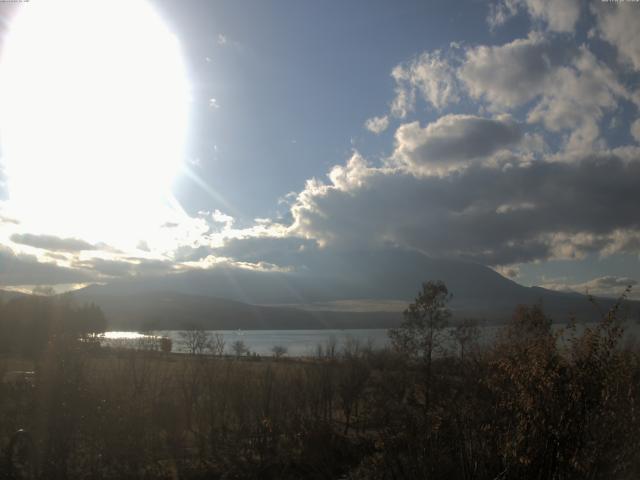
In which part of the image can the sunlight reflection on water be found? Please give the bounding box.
[101,321,640,357]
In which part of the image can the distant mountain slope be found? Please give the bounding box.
[0,289,29,302]
[71,249,639,329]
[73,291,402,330]
[75,249,531,304]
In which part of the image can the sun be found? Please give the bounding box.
[0,0,189,249]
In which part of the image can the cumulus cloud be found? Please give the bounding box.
[391,114,523,174]
[495,264,521,279]
[0,245,95,286]
[593,3,640,71]
[391,50,460,117]
[487,0,520,30]
[459,32,574,109]
[10,233,96,252]
[288,149,640,267]
[488,0,581,33]
[460,34,627,151]
[526,47,628,151]
[523,0,581,32]
[364,115,389,134]
[542,275,638,299]
[631,119,640,143]
[211,209,234,230]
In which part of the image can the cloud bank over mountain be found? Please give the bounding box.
[0,0,638,301]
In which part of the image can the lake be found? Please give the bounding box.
[104,329,392,356]
[104,321,640,357]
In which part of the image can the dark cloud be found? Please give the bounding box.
[73,257,177,278]
[290,150,640,266]
[214,236,318,266]
[73,258,134,277]
[10,233,96,252]
[393,114,523,172]
[0,245,95,286]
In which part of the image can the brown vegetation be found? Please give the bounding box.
[0,283,638,479]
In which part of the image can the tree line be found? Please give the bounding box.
[0,293,106,358]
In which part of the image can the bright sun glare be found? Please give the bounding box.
[0,0,189,248]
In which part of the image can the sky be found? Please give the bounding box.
[0,0,639,301]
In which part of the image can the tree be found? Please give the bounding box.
[450,318,480,362]
[389,280,451,410]
[211,332,226,356]
[159,336,173,354]
[179,329,212,355]
[389,280,451,362]
[231,339,247,358]
[272,345,287,359]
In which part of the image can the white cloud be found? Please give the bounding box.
[211,209,235,230]
[526,47,627,152]
[495,264,521,279]
[593,3,640,71]
[541,276,638,300]
[460,32,573,109]
[364,115,389,134]
[460,35,627,152]
[487,0,520,30]
[391,50,460,117]
[631,119,640,143]
[523,0,580,32]
[488,0,581,33]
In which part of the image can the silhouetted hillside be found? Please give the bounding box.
[72,291,403,330]
[71,250,639,329]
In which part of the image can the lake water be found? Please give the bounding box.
[104,321,640,357]
[104,329,392,356]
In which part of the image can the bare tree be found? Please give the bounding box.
[159,336,173,354]
[179,329,212,355]
[271,345,287,359]
[211,332,226,356]
[450,318,480,362]
[231,339,247,358]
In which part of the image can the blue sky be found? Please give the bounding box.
[0,0,639,302]
[166,0,516,219]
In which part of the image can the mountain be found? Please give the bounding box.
[72,291,402,330]
[0,289,29,302]
[70,249,639,329]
